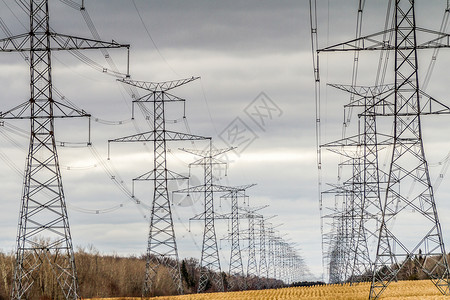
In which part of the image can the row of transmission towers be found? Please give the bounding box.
[312,1,450,299]
[108,76,309,295]
[0,1,308,298]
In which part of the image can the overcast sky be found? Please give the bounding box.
[0,0,449,282]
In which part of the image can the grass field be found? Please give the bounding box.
[86,280,450,300]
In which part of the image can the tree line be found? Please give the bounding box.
[0,245,285,299]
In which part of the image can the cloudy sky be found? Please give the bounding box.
[0,0,449,282]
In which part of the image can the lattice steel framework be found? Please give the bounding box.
[174,146,234,293]
[321,156,361,283]
[226,191,245,286]
[0,1,128,299]
[323,84,395,283]
[109,77,207,296]
[266,224,276,280]
[216,186,255,291]
[238,205,265,289]
[247,213,258,279]
[258,218,268,281]
[320,0,450,298]
[370,2,450,297]
[265,223,284,287]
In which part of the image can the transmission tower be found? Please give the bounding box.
[320,1,450,298]
[325,84,395,283]
[0,1,128,299]
[238,205,266,289]
[276,240,284,283]
[265,223,282,287]
[321,155,360,283]
[216,185,255,291]
[174,145,236,293]
[109,77,208,296]
[258,218,268,282]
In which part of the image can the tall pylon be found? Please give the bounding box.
[266,223,281,287]
[321,84,394,283]
[0,1,128,299]
[217,185,255,291]
[223,190,246,290]
[239,205,265,289]
[174,145,235,293]
[319,1,450,298]
[258,218,268,282]
[109,77,208,296]
[321,156,362,283]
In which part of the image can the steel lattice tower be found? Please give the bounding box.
[324,84,393,283]
[265,223,280,287]
[174,145,234,293]
[258,218,268,281]
[370,2,450,297]
[0,1,128,299]
[320,1,450,298]
[238,205,265,288]
[247,215,258,279]
[216,186,254,291]
[109,77,207,296]
[321,156,362,283]
[225,190,246,289]
[326,84,395,283]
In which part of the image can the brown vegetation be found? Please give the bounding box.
[0,246,147,299]
[0,246,282,299]
[0,245,445,299]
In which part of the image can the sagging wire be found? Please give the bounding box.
[131,0,180,77]
[0,121,144,215]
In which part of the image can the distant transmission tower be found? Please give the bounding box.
[258,218,268,282]
[265,223,280,287]
[217,185,255,291]
[325,84,394,283]
[239,205,265,289]
[109,77,207,296]
[174,145,235,292]
[221,190,246,291]
[0,1,128,299]
[320,1,450,298]
[321,157,357,284]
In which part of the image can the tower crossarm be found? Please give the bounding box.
[0,32,129,52]
[328,83,395,98]
[180,147,236,158]
[177,183,256,196]
[50,33,129,50]
[187,156,229,168]
[134,92,186,103]
[133,169,189,181]
[108,130,209,143]
[322,133,393,149]
[231,183,257,191]
[0,98,90,119]
[220,190,248,199]
[359,90,450,117]
[318,27,450,52]
[118,76,200,92]
[173,184,233,194]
